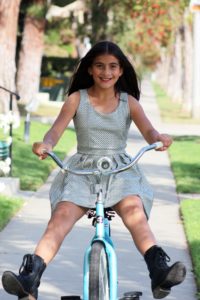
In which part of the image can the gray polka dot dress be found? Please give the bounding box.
[49,89,153,217]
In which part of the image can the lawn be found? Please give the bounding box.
[181,200,200,298]
[153,81,200,298]
[0,117,76,231]
[0,195,23,231]
[168,136,200,297]
[152,81,200,124]
[168,136,200,193]
[12,119,76,191]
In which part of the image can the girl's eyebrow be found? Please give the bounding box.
[93,61,120,65]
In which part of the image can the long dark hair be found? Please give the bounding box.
[67,41,140,100]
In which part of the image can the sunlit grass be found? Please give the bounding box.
[168,136,200,193]
[12,119,76,191]
[152,81,200,124]
[0,196,23,231]
[181,199,200,298]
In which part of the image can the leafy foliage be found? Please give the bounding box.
[83,0,190,73]
[20,0,48,19]
[52,0,75,7]
[19,0,191,73]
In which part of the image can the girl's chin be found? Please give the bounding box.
[98,80,114,86]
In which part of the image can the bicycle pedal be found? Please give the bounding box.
[61,296,81,300]
[121,291,142,299]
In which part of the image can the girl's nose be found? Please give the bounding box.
[102,66,111,76]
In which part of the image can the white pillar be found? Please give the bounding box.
[192,11,200,118]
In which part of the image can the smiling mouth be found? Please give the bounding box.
[100,78,112,81]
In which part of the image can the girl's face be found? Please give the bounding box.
[88,54,123,89]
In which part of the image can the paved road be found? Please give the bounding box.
[0,80,198,299]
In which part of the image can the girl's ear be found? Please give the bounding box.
[119,68,123,77]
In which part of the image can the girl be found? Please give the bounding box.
[2,41,186,299]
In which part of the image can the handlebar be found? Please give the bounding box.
[45,141,163,176]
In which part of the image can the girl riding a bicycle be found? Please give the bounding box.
[2,41,186,299]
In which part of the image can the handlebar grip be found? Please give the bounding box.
[154,141,164,149]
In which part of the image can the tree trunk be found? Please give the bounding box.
[16,1,46,108]
[155,48,171,90]
[90,0,109,44]
[0,0,21,113]
[182,8,193,113]
[167,29,183,103]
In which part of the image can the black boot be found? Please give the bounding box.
[144,245,186,299]
[2,254,46,299]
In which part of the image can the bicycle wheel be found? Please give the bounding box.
[89,242,109,300]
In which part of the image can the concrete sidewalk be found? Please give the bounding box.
[0,80,198,299]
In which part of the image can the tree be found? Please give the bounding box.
[16,0,46,106]
[0,0,21,113]
[16,0,75,108]
[16,0,193,114]
[89,0,110,43]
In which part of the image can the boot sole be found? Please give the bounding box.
[2,271,36,300]
[153,262,186,299]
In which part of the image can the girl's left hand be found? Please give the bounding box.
[156,134,173,151]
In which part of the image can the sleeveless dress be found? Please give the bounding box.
[49,89,153,218]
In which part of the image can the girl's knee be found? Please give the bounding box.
[47,205,72,231]
[115,196,146,226]
[118,196,143,215]
[48,201,86,232]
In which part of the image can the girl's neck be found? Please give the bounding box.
[88,86,117,102]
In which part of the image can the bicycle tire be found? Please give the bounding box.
[89,242,110,300]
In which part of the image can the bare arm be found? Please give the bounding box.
[128,95,173,151]
[32,91,80,159]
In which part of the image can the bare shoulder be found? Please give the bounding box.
[128,94,141,112]
[63,91,80,107]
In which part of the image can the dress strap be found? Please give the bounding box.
[119,92,128,102]
[79,89,87,102]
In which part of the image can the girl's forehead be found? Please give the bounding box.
[93,54,119,64]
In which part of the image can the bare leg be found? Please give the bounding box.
[113,195,186,298]
[34,201,87,264]
[113,195,156,255]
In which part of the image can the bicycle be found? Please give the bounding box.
[45,141,163,300]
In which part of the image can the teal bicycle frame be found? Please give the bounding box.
[46,141,163,300]
[83,186,118,300]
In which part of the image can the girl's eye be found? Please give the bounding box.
[95,64,103,68]
[94,63,119,69]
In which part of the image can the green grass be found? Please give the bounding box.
[0,196,23,231]
[181,200,200,298]
[168,136,200,193]
[169,136,200,297]
[152,81,200,124]
[153,81,200,297]
[0,117,76,232]
[12,119,76,191]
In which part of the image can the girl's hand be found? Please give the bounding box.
[156,134,173,151]
[32,142,53,160]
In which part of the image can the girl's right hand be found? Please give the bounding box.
[32,142,53,160]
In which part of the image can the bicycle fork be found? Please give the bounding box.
[83,188,118,300]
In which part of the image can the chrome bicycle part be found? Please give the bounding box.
[97,157,113,172]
